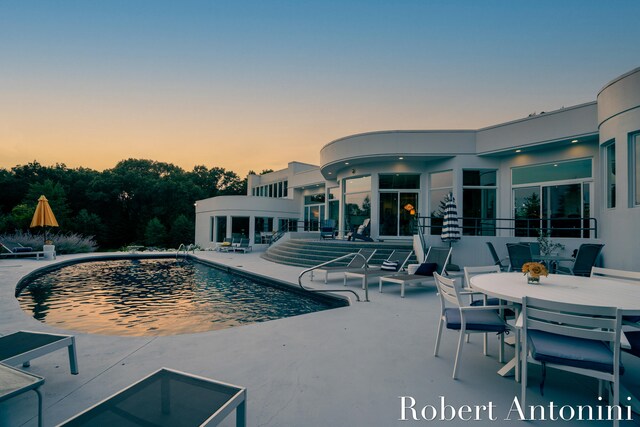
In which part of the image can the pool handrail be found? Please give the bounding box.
[298,252,369,302]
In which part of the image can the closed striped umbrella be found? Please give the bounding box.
[440,193,460,243]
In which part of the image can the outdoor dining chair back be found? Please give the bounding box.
[557,243,604,276]
[433,272,509,379]
[485,242,509,271]
[520,296,622,423]
[506,243,532,272]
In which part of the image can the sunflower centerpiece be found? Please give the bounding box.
[522,262,548,284]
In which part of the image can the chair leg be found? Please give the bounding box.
[434,317,444,357]
[68,337,79,375]
[379,278,384,293]
[401,283,405,298]
[521,354,528,410]
[453,328,466,379]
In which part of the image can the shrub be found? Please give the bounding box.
[0,230,97,254]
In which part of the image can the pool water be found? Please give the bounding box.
[16,258,342,336]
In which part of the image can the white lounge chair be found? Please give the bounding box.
[344,250,413,289]
[0,240,44,260]
[311,248,377,283]
[378,247,452,298]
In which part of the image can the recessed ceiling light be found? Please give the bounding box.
[328,172,332,175]
[399,157,404,160]
[345,162,349,165]
[571,139,578,143]
[515,149,522,153]
[554,164,558,167]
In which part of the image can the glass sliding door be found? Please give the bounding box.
[378,174,420,237]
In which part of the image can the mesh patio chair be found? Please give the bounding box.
[311,248,377,283]
[378,246,451,298]
[0,330,79,375]
[433,272,509,379]
[556,243,604,276]
[319,219,336,239]
[485,242,509,271]
[344,250,413,289]
[506,243,532,272]
[234,238,252,253]
[521,297,622,423]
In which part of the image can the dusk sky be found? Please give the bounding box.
[2,1,639,176]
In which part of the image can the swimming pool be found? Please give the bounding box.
[15,256,346,336]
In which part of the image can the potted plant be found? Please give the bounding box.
[536,230,565,256]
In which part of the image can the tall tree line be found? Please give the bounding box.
[0,159,246,249]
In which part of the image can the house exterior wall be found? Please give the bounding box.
[194,68,640,270]
[597,67,640,270]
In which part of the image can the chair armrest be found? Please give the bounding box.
[460,305,512,312]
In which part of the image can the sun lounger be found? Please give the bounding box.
[0,331,79,375]
[0,240,44,260]
[311,248,377,283]
[379,246,452,298]
[343,250,413,289]
[234,238,252,253]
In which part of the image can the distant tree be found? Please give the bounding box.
[169,214,194,248]
[72,209,106,242]
[9,204,34,231]
[259,169,274,175]
[144,217,167,247]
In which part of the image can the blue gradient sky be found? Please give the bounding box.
[1,1,639,175]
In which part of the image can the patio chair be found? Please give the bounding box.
[378,247,451,298]
[234,238,252,253]
[433,272,509,379]
[0,240,44,260]
[485,242,509,272]
[347,219,373,242]
[0,330,79,375]
[506,243,532,272]
[216,237,233,252]
[556,243,604,276]
[592,267,640,323]
[343,250,413,289]
[520,297,622,422]
[319,219,336,239]
[310,248,377,283]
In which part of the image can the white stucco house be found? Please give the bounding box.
[195,67,640,270]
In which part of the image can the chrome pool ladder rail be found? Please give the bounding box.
[298,252,369,303]
[176,243,193,260]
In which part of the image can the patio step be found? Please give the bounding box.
[261,239,417,268]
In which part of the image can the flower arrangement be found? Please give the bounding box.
[522,262,548,284]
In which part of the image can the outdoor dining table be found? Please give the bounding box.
[469,272,640,381]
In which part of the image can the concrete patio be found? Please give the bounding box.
[2,250,640,426]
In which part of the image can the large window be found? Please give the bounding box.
[429,171,453,235]
[215,216,227,242]
[252,179,288,198]
[328,187,340,227]
[254,217,273,243]
[378,174,419,236]
[231,216,249,239]
[304,194,325,231]
[462,170,496,236]
[343,176,371,234]
[512,159,592,238]
[632,133,640,206]
[605,142,616,209]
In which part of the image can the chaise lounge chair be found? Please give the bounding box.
[310,248,377,283]
[378,246,452,298]
[0,330,79,375]
[0,240,45,260]
[344,250,413,289]
[234,238,252,253]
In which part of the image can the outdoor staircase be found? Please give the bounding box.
[261,238,417,268]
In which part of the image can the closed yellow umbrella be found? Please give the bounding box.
[30,195,59,243]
